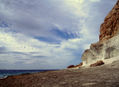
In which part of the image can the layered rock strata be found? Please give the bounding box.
[82,0,119,66]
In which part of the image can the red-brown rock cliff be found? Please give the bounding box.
[99,0,119,41]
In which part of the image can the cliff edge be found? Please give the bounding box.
[82,0,119,66]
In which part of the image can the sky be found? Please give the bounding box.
[0,0,117,69]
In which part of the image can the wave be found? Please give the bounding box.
[0,75,8,79]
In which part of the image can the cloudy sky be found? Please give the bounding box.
[0,0,117,69]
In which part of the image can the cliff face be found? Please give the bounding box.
[99,0,119,41]
[82,0,119,66]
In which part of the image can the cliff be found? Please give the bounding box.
[100,0,119,41]
[82,0,119,66]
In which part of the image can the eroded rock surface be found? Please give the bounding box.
[90,60,104,67]
[99,0,119,41]
[1,63,119,87]
[82,0,119,66]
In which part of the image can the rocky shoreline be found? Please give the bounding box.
[1,0,119,87]
[0,61,119,87]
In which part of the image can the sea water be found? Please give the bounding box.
[0,70,56,79]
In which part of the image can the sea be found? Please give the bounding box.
[0,69,57,79]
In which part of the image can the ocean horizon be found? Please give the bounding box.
[0,69,58,79]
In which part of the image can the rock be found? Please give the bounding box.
[90,60,104,67]
[1,66,119,87]
[75,62,83,67]
[59,82,67,85]
[67,62,83,69]
[82,34,119,65]
[67,65,75,68]
[99,0,119,41]
[82,0,119,66]
[52,75,57,78]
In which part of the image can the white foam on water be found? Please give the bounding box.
[0,75,8,79]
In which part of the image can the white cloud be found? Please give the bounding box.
[0,29,85,69]
[90,0,100,2]
[63,0,90,17]
[0,30,39,52]
[0,0,103,38]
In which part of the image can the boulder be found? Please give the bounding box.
[67,65,75,68]
[90,60,104,67]
[67,62,83,69]
[75,62,83,67]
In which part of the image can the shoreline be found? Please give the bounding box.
[0,69,59,80]
[1,64,119,87]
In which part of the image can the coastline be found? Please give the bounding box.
[0,69,59,80]
[1,63,119,87]
[0,76,8,80]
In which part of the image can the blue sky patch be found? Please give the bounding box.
[51,28,77,40]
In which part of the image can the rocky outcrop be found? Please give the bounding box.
[67,65,75,68]
[99,0,119,41]
[75,62,83,67]
[67,62,83,69]
[82,0,119,66]
[82,34,119,66]
[90,60,104,67]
